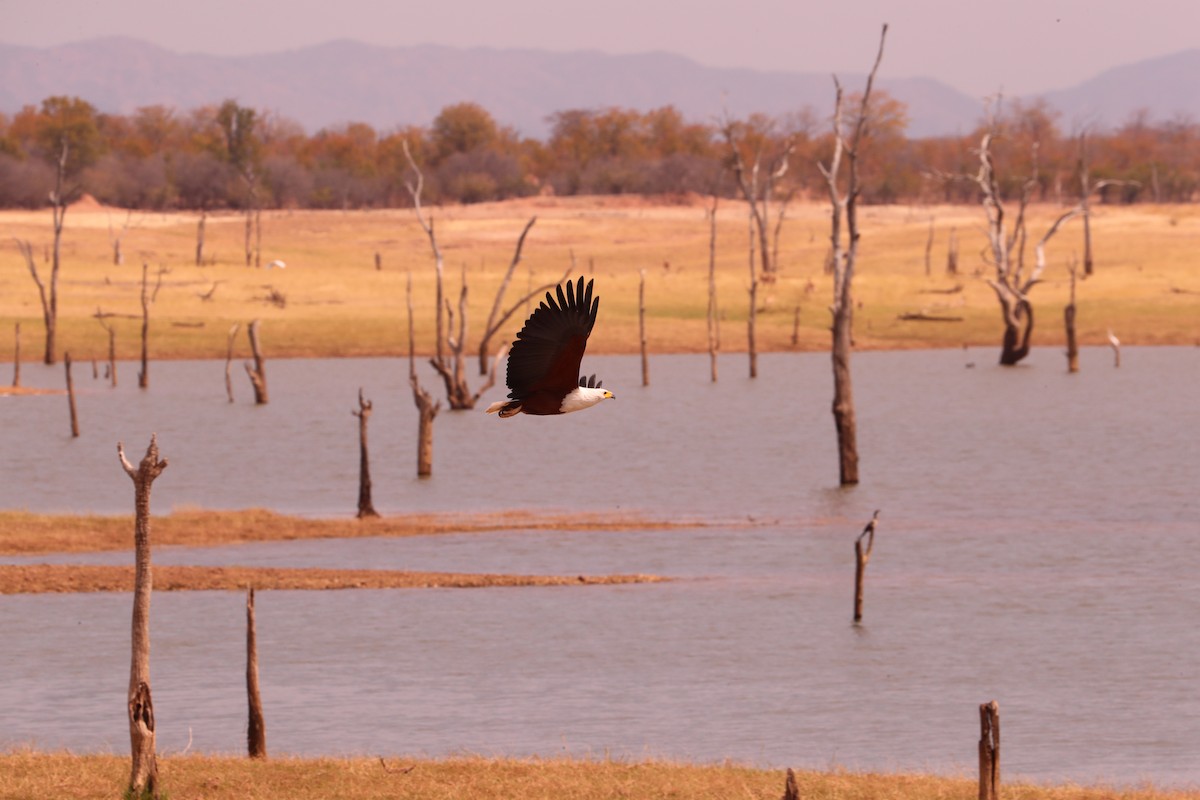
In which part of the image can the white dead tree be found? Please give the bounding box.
[817,23,888,486]
[973,120,1081,366]
[402,141,502,409]
[108,209,134,266]
[721,113,797,280]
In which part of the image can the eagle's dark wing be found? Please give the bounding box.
[579,374,603,389]
[506,276,598,401]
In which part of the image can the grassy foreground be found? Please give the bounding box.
[1,197,1197,362]
[3,752,1193,800]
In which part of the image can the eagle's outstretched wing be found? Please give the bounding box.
[505,276,597,401]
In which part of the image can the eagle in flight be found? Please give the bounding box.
[486,276,615,418]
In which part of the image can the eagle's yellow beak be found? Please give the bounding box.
[604,391,615,399]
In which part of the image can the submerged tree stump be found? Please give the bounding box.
[352,388,379,518]
[853,510,879,623]
[244,319,268,404]
[64,352,79,438]
[246,587,267,759]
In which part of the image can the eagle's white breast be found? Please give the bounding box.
[559,386,609,414]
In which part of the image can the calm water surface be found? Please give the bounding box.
[1,349,1198,786]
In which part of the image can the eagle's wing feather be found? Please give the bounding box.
[505,277,597,401]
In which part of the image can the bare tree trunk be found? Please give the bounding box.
[819,25,886,486]
[946,227,959,275]
[407,272,440,477]
[782,768,800,800]
[195,210,206,266]
[246,588,266,759]
[254,205,262,270]
[1065,260,1079,373]
[11,322,19,388]
[225,323,239,403]
[118,436,169,800]
[244,320,268,404]
[375,251,382,271]
[853,511,879,623]
[924,215,935,277]
[64,352,79,438]
[353,388,379,518]
[639,268,649,387]
[747,207,758,379]
[791,306,801,347]
[107,326,117,387]
[979,700,1000,800]
[138,264,151,389]
[707,195,720,383]
[1079,134,1094,277]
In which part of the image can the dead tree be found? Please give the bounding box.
[108,209,134,266]
[15,237,61,366]
[11,323,20,388]
[818,24,888,486]
[476,217,570,376]
[746,207,759,379]
[781,768,800,800]
[352,388,379,518]
[979,700,1000,800]
[224,323,240,402]
[707,194,720,383]
[246,587,266,759]
[94,310,118,387]
[374,251,382,271]
[639,268,650,386]
[402,141,500,408]
[946,227,959,275]
[64,352,80,438]
[722,114,797,279]
[853,510,879,623]
[137,264,167,389]
[407,272,440,477]
[924,215,935,276]
[195,210,207,266]
[1065,258,1079,373]
[1107,329,1121,367]
[244,320,268,404]
[972,122,1080,366]
[118,436,169,799]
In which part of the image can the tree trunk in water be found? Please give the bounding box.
[246,588,267,759]
[118,436,168,799]
[244,320,268,404]
[225,323,239,403]
[138,264,151,389]
[639,268,649,387]
[64,352,79,438]
[832,311,859,484]
[417,405,435,477]
[852,511,878,623]
[12,322,20,388]
[353,388,379,518]
[997,298,1034,366]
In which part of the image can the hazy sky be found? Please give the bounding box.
[4,0,1198,97]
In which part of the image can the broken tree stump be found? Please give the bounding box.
[352,388,379,518]
[244,319,268,404]
[64,352,79,438]
[853,510,879,624]
[246,587,267,759]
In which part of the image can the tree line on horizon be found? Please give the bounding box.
[1,93,1196,211]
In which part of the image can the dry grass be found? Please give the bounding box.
[1,197,1197,362]
[1,752,1194,800]
[0,564,665,594]
[0,508,705,557]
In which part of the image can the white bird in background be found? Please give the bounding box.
[1106,328,1120,348]
[266,260,287,270]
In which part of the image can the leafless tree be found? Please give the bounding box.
[746,206,759,378]
[15,237,62,366]
[11,323,20,388]
[246,587,266,759]
[352,388,379,518]
[853,510,879,623]
[475,217,571,375]
[94,309,118,387]
[224,323,240,403]
[706,194,720,382]
[1065,257,1080,373]
[639,268,650,386]
[972,117,1080,366]
[818,23,888,486]
[138,264,167,389]
[402,141,502,409]
[722,114,797,279]
[244,319,268,404]
[108,209,134,266]
[64,352,80,437]
[407,272,440,477]
[118,435,169,799]
[1076,131,1139,276]
[195,210,207,266]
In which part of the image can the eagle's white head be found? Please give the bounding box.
[559,385,615,414]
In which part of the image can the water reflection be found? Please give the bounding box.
[2,349,1199,786]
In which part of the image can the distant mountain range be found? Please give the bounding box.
[2,37,1196,138]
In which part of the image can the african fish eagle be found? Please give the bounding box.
[486,276,615,418]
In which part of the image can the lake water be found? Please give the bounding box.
[1,348,1198,786]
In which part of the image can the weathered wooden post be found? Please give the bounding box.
[853,510,879,623]
[352,388,379,518]
[64,352,79,438]
[118,436,169,799]
[246,587,267,759]
[979,700,1000,800]
[639,268,649,387]
[244,319,268,404]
